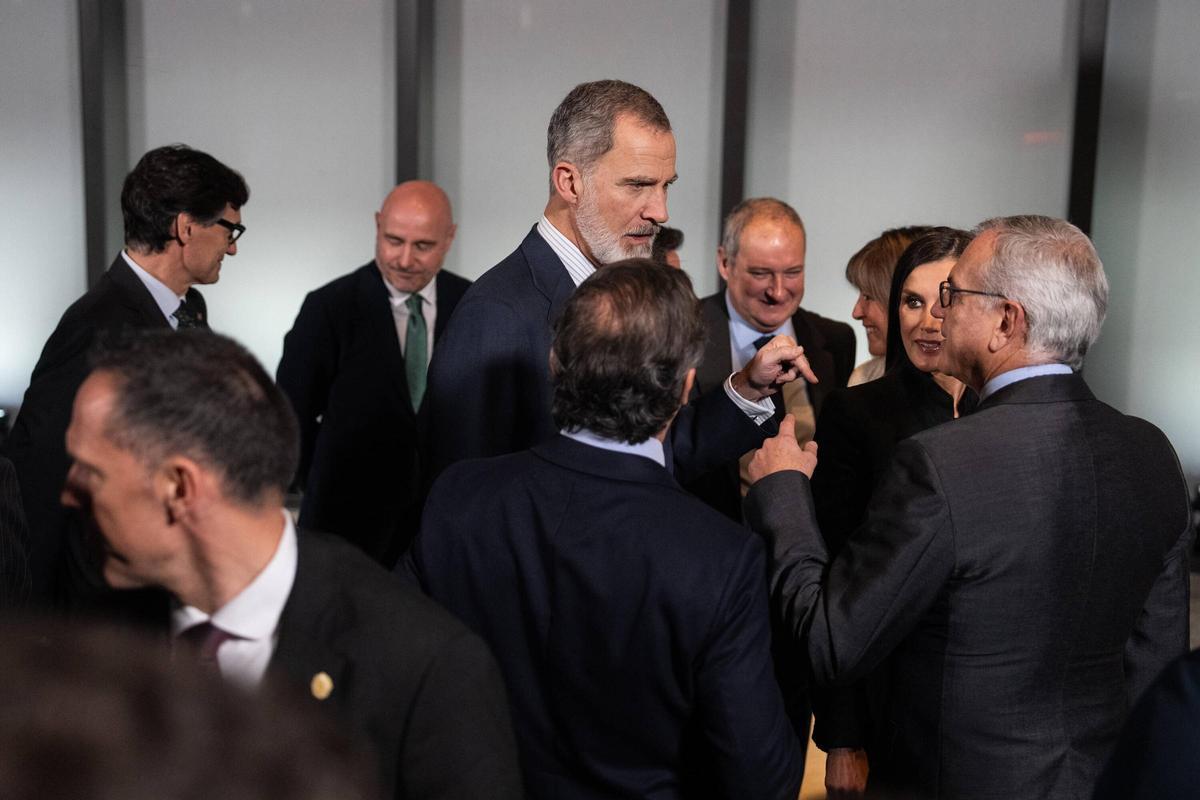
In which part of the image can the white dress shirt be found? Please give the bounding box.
[562,428,666,467]
[171,511,298,689]
[122,250,185,329]
[383,275,438,363]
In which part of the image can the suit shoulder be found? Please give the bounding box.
[797,306,854,340]
[436,270,472,293]
[302,263,376,302]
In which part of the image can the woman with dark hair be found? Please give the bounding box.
[806,226,977,798]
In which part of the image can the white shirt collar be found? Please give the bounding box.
[383,271,439,308]
[171,510,299,642]
[979,363,1073,401]
[561,428,666,467]
[537,215,595,287]
[122,250,185,327]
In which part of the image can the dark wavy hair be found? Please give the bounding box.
[121,144,249,253]
[89,330,297,506]
[551,259,704,443]
[884,227,974,371]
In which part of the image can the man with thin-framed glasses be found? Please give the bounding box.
[3,144,249,612]
[744,215,1191,798]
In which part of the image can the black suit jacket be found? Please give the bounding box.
[686,292,855,522]
[271,530,523,800]
[745,374,1192,799]
[3,255,205,606]
[1093,648,1200,799]
[408,435,804,799]
[425,227,766,482]
[0,456,31,607]
[276,265,470,565]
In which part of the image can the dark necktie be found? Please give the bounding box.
[177,621,233,673]
[174,297,205,329]
[405,294,428,411]
[752,334,786,421]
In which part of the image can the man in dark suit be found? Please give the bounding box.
[3,144,248,608]
[410,261,804,799]
[688,197,855,522]
[61,330,523,800]
[426,79,808,480]
[277,181,469,566]
[743,215,1192,799]
[0,455,31,606]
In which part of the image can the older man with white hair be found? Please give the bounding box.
[744,215,1193,799]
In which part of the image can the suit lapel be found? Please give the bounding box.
[697,296,735,393]
[359,263,414,418]
[106,256,179,328]
[520,226,577,328]
[269,533,351,708]
[791,308,837,413]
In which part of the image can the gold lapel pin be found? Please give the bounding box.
[310,671,334,700]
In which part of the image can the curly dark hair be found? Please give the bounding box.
[89,330,297,506]
[121,144,249,253]
[551,259,704,443]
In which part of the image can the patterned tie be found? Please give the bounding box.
[174,297,205,329]
[405,294,428,411]
[176,621,233,673]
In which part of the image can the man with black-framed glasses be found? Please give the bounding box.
[743,215,1191,799]
[3,144,249,612]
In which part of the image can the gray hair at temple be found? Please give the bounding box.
[974,215,1109,370]
[721,197,806,262]
[546,80,671,184]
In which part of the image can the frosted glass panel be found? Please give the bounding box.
[747,0,1077,344]
[130,0,395,374]
[431,0,727,296]
[0,0,85,409]
[1088,0,1200,486]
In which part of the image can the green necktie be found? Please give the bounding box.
[405,294,428,411]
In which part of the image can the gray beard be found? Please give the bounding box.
[576,190,653,265]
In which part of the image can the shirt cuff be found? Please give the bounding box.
[723,374,775,425]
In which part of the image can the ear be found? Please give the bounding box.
[159,456,202,526]
[716,246,732,282]
[445,222,458,244]
[551,161,584,206]
[374,211,382,232]
[174,212,196,245]
[678,367,697,407]
[990,300,1027,353]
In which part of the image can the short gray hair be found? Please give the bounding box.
[546,80,671,177]
[721,197,806,261]
[974,215,1108,369]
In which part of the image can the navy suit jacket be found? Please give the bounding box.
[276,265,470,565]
[745,373,1192,798]
[408,435,804,799]
[3,255,204,606]
[271,530,523,800]
[425,227,766,481]
[0,456,31,607]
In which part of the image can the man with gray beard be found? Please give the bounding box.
[426,79,810,478]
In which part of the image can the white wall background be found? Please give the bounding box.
[1087,0,1200,488]
[747,0,1078,355]
[0,0,85,409]
[128,0,396,377]
[430,0,728,297]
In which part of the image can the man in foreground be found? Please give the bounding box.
[62,330,522,800]
[410,261,804,799]
[745,216,1192,798]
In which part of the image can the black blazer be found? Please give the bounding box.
[745,374,1193,799]
[276,265,470,565]
[0,456,31,607]
[408,435,804,799]
[3,255,204,606]
[271,530,523,800]
[685,292,856,522]
[424,227,766,482]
